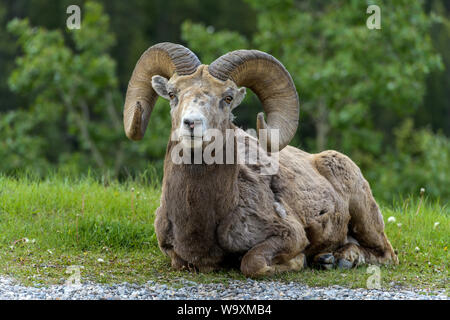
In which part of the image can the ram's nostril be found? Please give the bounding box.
[183,117,203,130]
[183,118,193,127]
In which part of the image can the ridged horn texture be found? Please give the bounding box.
[208,50,299,151]
[124,42,201,140]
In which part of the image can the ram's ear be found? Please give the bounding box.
[231,87,247,110]
[151,75,169,99]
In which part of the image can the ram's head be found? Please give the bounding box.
[123,43,299,152]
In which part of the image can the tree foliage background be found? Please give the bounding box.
[0,0,448,203]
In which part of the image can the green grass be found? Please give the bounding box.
[0,174,448,293]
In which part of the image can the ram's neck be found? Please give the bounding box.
[159,138,239,264]
[163,159,239,248]
[162,140,239,216]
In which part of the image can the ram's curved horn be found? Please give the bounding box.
[208,50,299,151]
[124,42,201,140]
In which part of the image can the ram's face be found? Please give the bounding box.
[124,43,299,153]
[152,65,246,149]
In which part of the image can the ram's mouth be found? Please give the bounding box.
[179,135,204,149]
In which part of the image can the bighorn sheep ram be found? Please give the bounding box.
[123,43,398,277]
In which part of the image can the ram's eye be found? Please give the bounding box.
[168,92,175,100]
[224,96,233,104]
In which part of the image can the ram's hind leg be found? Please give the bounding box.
[320,235,397,270]
[344,180,398,266]
[314,151,398,268]
[240,216,309,277]
[314,234,397,269]
[346,185,398,264]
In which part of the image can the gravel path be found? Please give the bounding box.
[0,276,447,300]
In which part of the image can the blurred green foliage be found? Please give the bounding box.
[372,119,450,201]
[0,0,449,203]
[2,2,169,178]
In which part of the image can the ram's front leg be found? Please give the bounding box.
[240,216,309,277]
[154,207,188,270]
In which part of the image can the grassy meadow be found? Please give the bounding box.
[0,174,448,293]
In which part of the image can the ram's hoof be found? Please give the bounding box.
[337,258,353,269]
[313,253,335,270]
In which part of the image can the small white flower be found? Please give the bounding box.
[387,216,396,223]
[97,258,104,263]
[433,222,440,229]
[47,249,53,254]
[397,223,402,228]
[414,247,420,252]
[420,187,425,195]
